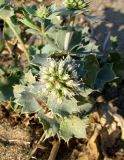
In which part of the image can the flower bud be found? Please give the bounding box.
[78,1,83,5]
[64,0,88,10]
[36,5,50,19]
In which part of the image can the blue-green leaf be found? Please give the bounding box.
[47,96,80,116]
[94,63,116,89]
[38,109,59,139]
[15,91,41,113]
[83,55,100,87]
[59,116,88,142]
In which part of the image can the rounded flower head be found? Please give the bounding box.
[64,0,88,10]
[36,5,50,19]
[39,59,80,103]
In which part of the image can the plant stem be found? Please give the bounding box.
[6,18,30,64]
[48,140,60,160]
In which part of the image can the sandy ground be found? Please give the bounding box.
[90,0,124,53]
[0,107,30,160]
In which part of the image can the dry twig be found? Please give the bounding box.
[0,135,30,147]
[48,139,60,160]
[29,132,45,159]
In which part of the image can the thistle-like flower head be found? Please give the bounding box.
[36,5,50,19]
[39,59,80,103]
[64,0,88,10]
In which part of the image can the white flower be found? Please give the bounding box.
[39,59,80,103]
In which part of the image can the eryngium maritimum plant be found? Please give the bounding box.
[64,0,88,10]
[39,59,80,104]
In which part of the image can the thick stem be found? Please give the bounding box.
[48,140,60,160]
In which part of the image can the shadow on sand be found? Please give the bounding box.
[93,7,124,53]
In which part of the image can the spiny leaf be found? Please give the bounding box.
[14,91,41,113]
[83,55,100,87]
[94,63,116,89]
[13,84,25,98]
[31,54,48,66]
[59,116,88,142]
[80,88,93,98]
[38,109,59,139]
[23,70,35,85]
[0,73,20,101]
[47,27,68,50]
[109,52,124,79]
[68,30,82,51]
[42,43,59,56]
[23,5,36,15]
[79,103,93,115]
[19,16,40,31]
[97,63,115,82]
[47,96,80,116]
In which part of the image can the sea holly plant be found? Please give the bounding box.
[11,0,119,142]
[13,59,90,140]
[0,0,118,143]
